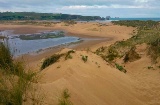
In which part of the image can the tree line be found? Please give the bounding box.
[0,12,105,21]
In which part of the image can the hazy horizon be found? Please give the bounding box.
[0,0,160,18]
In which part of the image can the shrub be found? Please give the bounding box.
[41,54,63,70]
[0,42,41,105]
[123,47,141,63]
[105,47,119,62]
[58,89,73,105]
[148,38,160,63]
[0,43,13,71]
[95,46,105,55]
[65,50,75,60]
[147,66,154,70]
[115,63,127,73]
[81,55,88,63]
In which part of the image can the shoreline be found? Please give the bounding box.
[2,30,109,57]
[0,22,135,69]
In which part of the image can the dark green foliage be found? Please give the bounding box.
[0,42,28,75]
[41,54,63,70]
[0,43,13,71]
[0,12,104,21]
[115,63,127,73]
[65,50,75,60]
[82,55,88,63]
[0,42,39,105]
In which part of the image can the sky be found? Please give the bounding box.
[0,0,160,18]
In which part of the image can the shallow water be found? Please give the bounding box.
[0,31,80,56]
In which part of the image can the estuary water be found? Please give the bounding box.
[0,30,80,56]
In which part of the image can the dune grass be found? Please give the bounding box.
[58,89,73,105]
[81,55,88,63]
[96,20,160,63]
[41,54,64,70]
[0,42,41,105]
[65,50,75,60]
[41,50,75,70]
[95,20,160,73]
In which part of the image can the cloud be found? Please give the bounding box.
[61,4,147,10]
[0,0,159,17]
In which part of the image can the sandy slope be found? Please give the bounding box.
[39,49,145,105]
[124,44,160,105]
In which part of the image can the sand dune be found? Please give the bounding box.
[1,22,159,105]
[39,49,145,105]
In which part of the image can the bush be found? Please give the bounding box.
[115,63,127,73]
[123,47,141,63]
[58,89,73,105]
[82,55,88,63]
[0,43,13,71]
[65,50,75,60]
[105,47,119,62]
[41,54,63,70]
[148,38,160,63]
[0,42,41,105]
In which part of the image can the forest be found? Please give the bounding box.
[0,12,105,21]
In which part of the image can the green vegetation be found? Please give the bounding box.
[0,42,41,105]
[115,63,127,73]
[95,20,160,72]
[41,54,64,70]
[123,47,141,63]
[58,89,73,105]
[0,12,104,21]
[19,31,65,40]
[63,20,77,26]
[41,50,76,70]
[65,50,75,60]
[81,55,88,63]
[0,43,13,71]
[113,20,160,63]
[148,37,160,63]
[112,20,159,28]
[96,20,160,63]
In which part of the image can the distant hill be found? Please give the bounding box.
[0,12,105,21]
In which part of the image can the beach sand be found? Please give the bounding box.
[0,22,135,69]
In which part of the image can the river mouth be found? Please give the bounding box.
[0,30,80,56]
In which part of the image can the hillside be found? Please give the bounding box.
[37,20,160,105]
